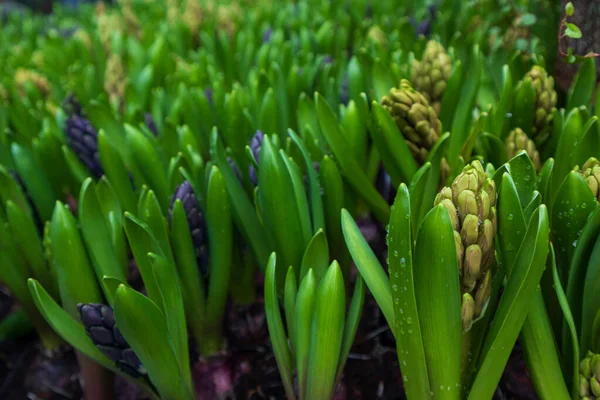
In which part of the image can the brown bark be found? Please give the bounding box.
[555,0,600,92]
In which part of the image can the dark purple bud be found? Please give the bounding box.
[62,93,83,117]
[65,115,103,179]
[375,164,395,205]
[144,113,158,136]
[322,55,333,66]
[204,88,213,106]
[417,20,432,37]
[248,130,264,187]
[169,181,209,276]
[227,157,243,184]
[262,28,272,43]
[340,75,349,106]
[77,303,146,379]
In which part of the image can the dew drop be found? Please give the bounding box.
[507,214,514,221]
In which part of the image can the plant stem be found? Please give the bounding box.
[76,352,115,400]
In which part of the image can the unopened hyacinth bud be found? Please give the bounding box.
[65,115,103,179]
[144,113,158,136]
[434,160,497,330]
[104,53,127,109]
[523,65,557,147]
[14,68,51,98]
[375,165,394,205]
[381,79,442,165]
[169,181,209,276]
[579,351,600,399]
[227,157,243,184]
[411,40,452,115]
[575,158,600,202]
[78,303,146,378]
[505,128,541,172]
[62,93,83,117]
[248,130,264,186]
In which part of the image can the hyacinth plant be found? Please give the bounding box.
[3,0,600,399]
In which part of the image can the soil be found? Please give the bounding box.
[0,225,538,400]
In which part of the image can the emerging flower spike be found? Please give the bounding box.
[144,112,159,136]
[248,130,264,187]
[62,93,83,117]
[411,40,453,115]
[524,65,557,147]
[579,351,600,399]
[434,160,497,331]
[169,181,209,276]
[575,157,600,202]
[78,303,146,378]
[65,114,103,180]
[381,79,442,165]
[505,128,541,172]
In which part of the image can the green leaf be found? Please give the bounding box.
[414,205,462,400]
[551,245,579,400]
[370,101,418,186]
[565,23,582,39]
[479,133,508,168]
[335,275,365,381]
[372,58,397,102]
[306,261,346,400]
[149,254,191,389]
[78,178,127,304]
[295,269,316,400]
[341,209,394,330]
[520,13,537,26]
[582,235,600,354]
[389,184,431,398]
[299,229,330,285]
[567,57,597,110]
[98,131,137,213]
[507,152,537,207]
[408,163,432,238]
[511,78,536,136]
[11,143,55,222]
[566,2,574,16]
[491,66,513,138]
[123,213,163,308]
[439,60,463,131]
[50,202,104,318]
[320,156,345,265]
[280,151,312,244]
[316,93,390,224]
[470,206,550,400]
[113,285,193,400]
[264,254,296,400]
[284,267,298,359]
[141,190,175,267]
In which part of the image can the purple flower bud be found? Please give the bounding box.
[262,28,272,43]
[248,130,264,187]
[65,115,103,179]
[78,303,145,378]
[204,88,213,106]
[169,181,209,276]
[375,165,395,205]
[340,75,349,106]
[227,157,243,184]
[144,113,158,136]
[62,93,83,117]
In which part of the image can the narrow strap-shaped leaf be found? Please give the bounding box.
[299,229,330,285]
[149,254,191,389]
[564,208,600,365]
[141,190,176,268]
[114,285,194,400]
[581,235,600,354]
[470,206,550,400]
[551,245,579,400]
[123,213,164,308]
[335,275,365,381]
[414,205,462,400]
[306,261,346,400]
[408,162,432,239]
[552,172,597,283]
[498,173,526,271]
[170,200,205,339]
[479,133,508,169]
[316,94,390,224]
[78,178,127,304]
[296,270,317,400]
[320,156,345,267]
[371,58,396,102]
[98,131,137,214]
[389,184,431,398]
[537,158,554,203]
[284,267,298,359]
[263,254,296,400]
[523,191,542,222]
[510,78,535,135]
[567,57,597,110]
[341,209,394,330]
[209,130,271,267]
[95,178,128,277]
[50,202,104,318]
[280,150,313,245]
[288,129,325,233]
[506,152,537,208]
[370,102,418,187]
[491,65,513,139]
[439,60,463,131]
